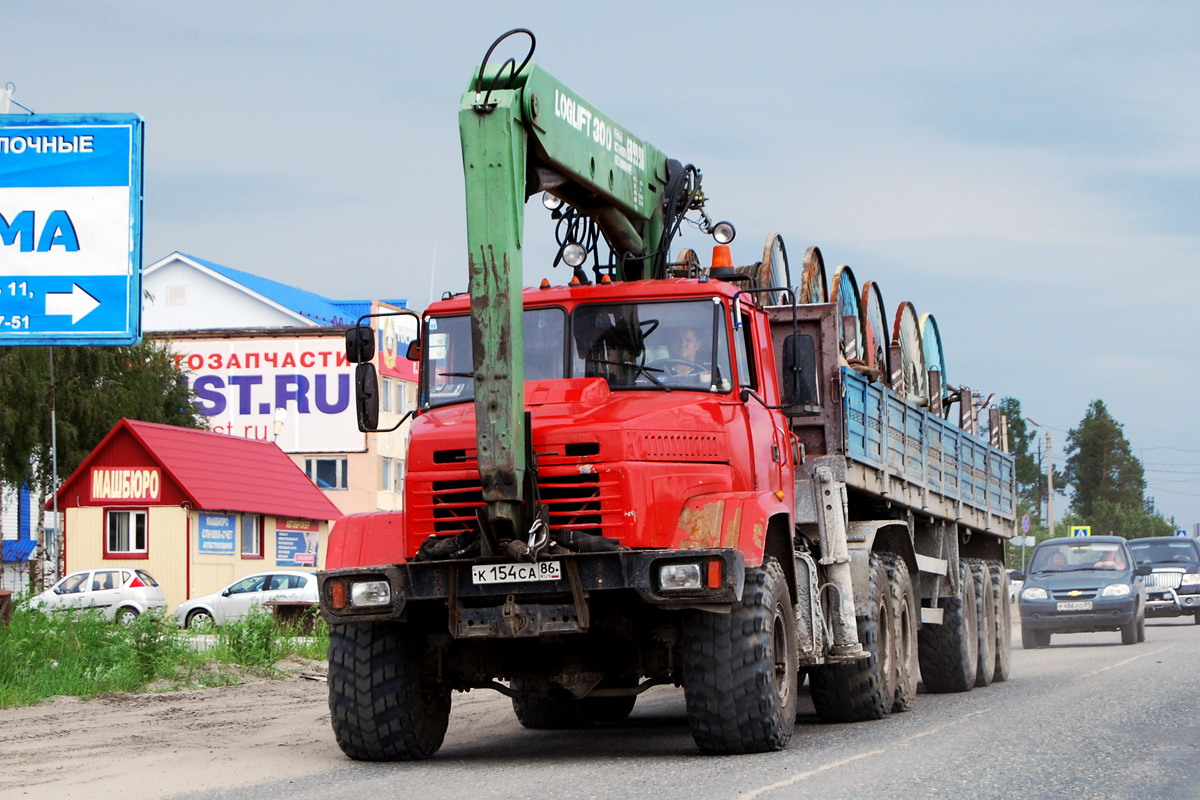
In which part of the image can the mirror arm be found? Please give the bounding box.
[375,408,415,434]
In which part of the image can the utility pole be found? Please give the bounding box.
[1045,430,1055,539]
[1028,419,1055,539]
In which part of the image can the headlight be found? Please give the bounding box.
[659,563,702,591]
[1181,574,1200,586]
[1021,586,1048,600]
[350,580,391,608]
[1102,583,1131,597]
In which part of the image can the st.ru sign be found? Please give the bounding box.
[0,113,144,345]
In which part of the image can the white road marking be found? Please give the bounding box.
[739,708,993,800]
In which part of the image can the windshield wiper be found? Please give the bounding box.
[438,371,475,378]
[587,358,672,392]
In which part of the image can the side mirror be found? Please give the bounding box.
[781,333,819,410]
[1009,571,1025,582]
[355,362,380,431]
[1135,564,1152,577]
[222,589,232,597]
[405,338,421,361]
[345,325,376,364]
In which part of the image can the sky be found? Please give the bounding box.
[5,2,1200,527]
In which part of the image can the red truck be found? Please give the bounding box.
[317,31,1015,760]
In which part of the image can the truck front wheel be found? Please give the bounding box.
[918,559,979,692]
[810,551,894,722]
[328,622,450,761]
[968,559,997,687]
[682,556,797,754]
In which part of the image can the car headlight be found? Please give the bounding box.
[1021,586,1048,600]
[1181,574,1200,586]
[1102,583,1131,597]
[349,580,391,608]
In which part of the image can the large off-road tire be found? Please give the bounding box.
[918,559,978,693]
[511,676,636,729]
[511,679,590,729]
[968,560,996,687]
[682,557,797,753]
[1021,624,1050,649]
[810,552,895,722]
[328,622,450,761]
[988,560,1013,682]
[879,552,918,713]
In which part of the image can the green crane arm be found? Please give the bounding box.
[458,60,672,542]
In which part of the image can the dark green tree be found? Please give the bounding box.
[0,341,203,495]
[1062,399,1174,538]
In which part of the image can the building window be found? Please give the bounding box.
[106,509,147,557]
[241,514,263,558]
[396,459,405,495]
[381,377,393,412]
[381,458,392,492]
[306,458,348,490]
[396,382,406,416]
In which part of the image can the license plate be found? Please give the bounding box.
[471,561,561,585]
[1056,601,1093,612]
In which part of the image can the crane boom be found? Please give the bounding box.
[458,60,673,541]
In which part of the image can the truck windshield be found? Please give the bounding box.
[422,300,731,408]
[572,299,731,392]
[424,308,565,409]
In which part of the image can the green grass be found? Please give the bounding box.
[0,604,329,708]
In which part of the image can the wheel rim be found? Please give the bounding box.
[772,602,791,706]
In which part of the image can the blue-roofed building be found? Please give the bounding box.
[141,252,417,519]
[1,484,42,595]
[143,252,406,331]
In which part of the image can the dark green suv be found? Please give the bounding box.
[1017,536,1149,648]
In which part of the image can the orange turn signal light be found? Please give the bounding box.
[707,560,722,589]
[331,581,347,609]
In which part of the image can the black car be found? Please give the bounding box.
[1129,537,1200,623]
[1017,536,1149,648]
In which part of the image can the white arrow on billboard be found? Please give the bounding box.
[45,284,100,324]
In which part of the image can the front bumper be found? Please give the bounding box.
[1146,587,1200,618]
[1020,596,1137,633]
[318,548,746,636]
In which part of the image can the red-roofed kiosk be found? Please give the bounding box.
[51,419,343,612]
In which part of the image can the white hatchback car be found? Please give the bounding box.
[173,570,317,628]
[30,568,166,624]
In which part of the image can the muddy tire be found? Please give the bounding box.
[328,622,450,761]
[988,560,1013,682]
[511,680,590,729]
[511,676,636,729]
[810,552,894,722]
[1021,625,1049,649]
[968,560,996,687]
[879,552,918,713]
[918,559,978,693]
[682,557,797,753]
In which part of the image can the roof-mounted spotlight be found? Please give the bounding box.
[711,221,736,245]
[562,242,587,268]
[542,192,564,211]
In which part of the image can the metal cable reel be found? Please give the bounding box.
[860,280,889,385]
[799,246,828,304]
[920,313,949,418]
[760,233,792,305]
[829,265,866,368]
[891,302,927,407]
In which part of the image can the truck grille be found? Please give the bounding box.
[422,470,619,539]
[1147,572,1183,589]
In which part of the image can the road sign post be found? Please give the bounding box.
[0,113,144,345]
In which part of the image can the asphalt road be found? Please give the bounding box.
[177,615,1200,800]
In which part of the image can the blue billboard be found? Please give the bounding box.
[0,113,144,345]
